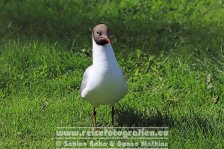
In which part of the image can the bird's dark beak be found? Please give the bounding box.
[104,36,110,44]
[100,36,110,45]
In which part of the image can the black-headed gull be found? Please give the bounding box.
[80,24,128,127]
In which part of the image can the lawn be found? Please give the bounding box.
[0,0,224,148]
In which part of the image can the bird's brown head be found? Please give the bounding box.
[92,24,110,46]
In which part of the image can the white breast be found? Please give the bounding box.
[81,40,128,107]
[84,65,127,106]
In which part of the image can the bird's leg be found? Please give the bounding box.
[112,106,115,127]
[93,107,97,127]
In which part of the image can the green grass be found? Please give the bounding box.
[0,0,224,148]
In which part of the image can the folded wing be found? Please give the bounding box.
[80,66,92,98]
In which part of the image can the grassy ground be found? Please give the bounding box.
[0,0,224,148]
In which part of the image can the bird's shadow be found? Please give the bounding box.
[116,106,174,127]
[115,106,219,138]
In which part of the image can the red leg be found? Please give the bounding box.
[112,106,115,127]
[93,107,97,127]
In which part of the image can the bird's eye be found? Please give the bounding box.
[96,31,101,36]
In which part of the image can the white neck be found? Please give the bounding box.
[92,38,118,66]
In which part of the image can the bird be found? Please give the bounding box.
[80,24,128,127]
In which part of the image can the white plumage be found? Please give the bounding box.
[81,38,127,107]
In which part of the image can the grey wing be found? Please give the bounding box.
[80,66,91,95]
